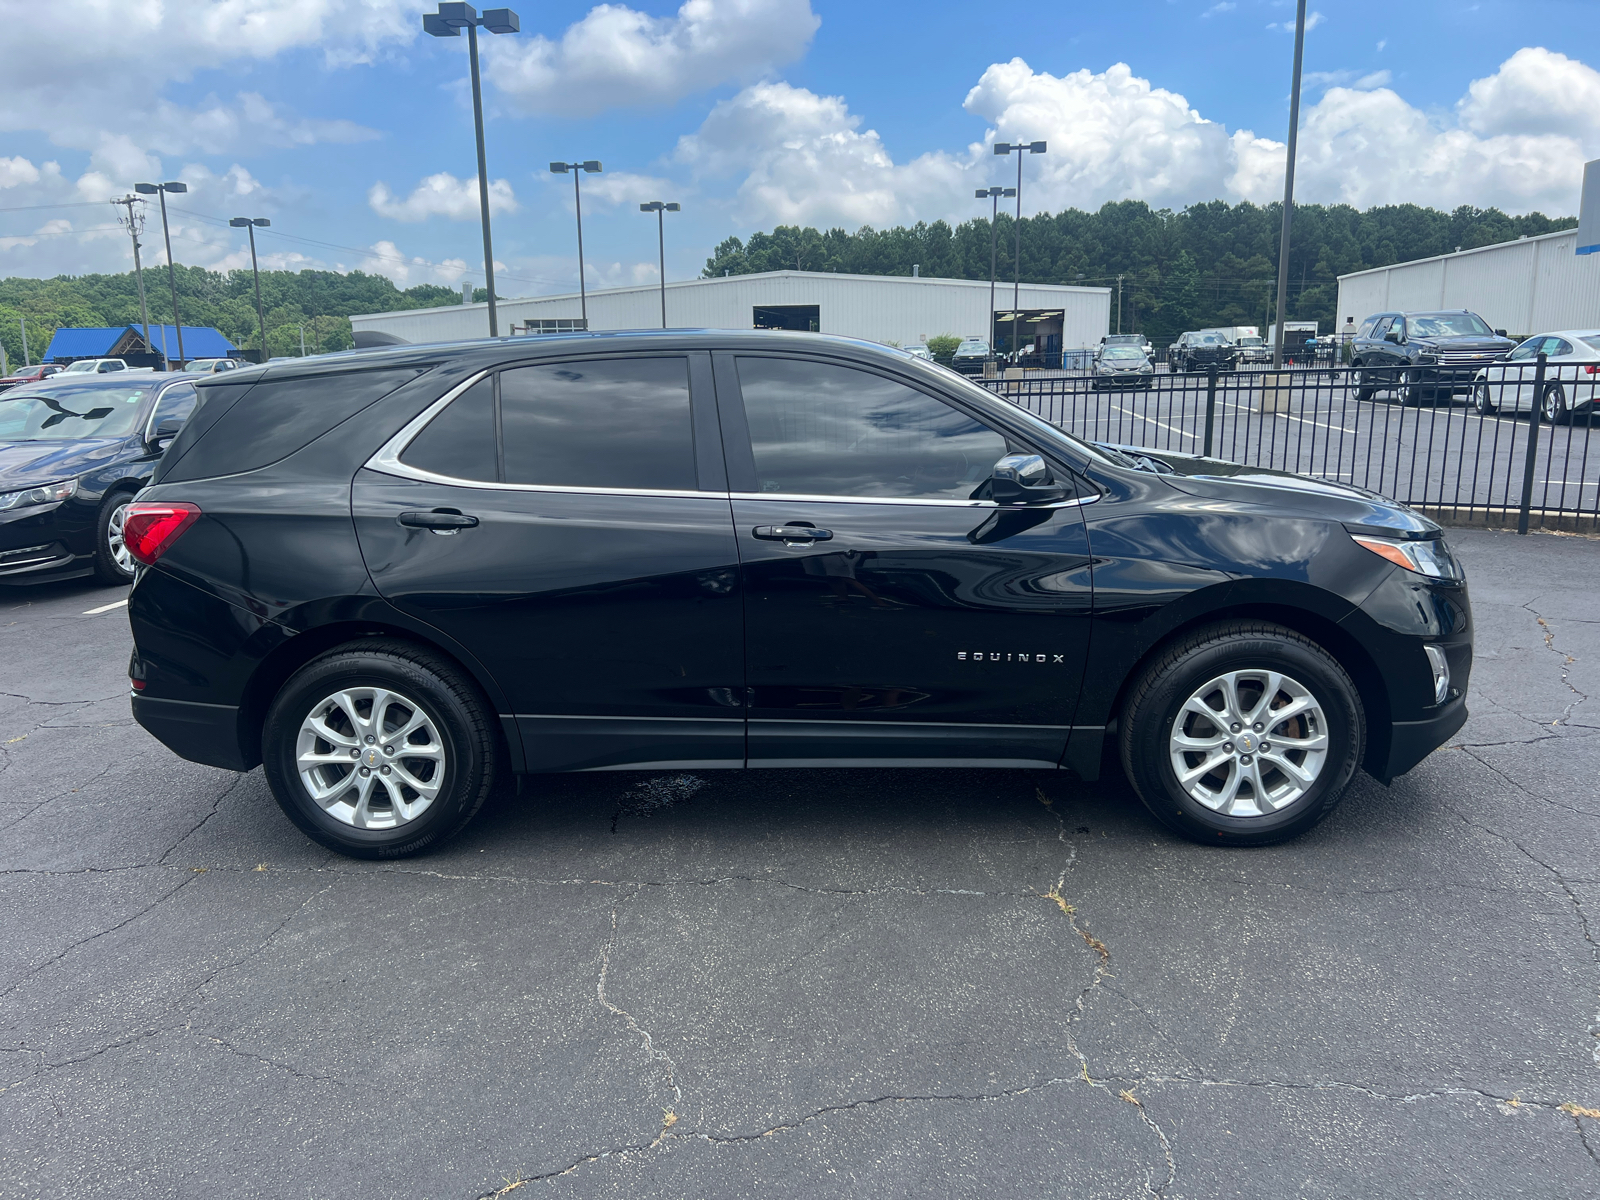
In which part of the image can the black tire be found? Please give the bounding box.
[1541,383,1568,424]
[1119,621,1365,847]
[1472,381,1497,415]
[1352,363,1374,402]
[91,488,137,585]
[262,639,499,858]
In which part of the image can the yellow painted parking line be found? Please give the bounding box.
[82,598,129,616]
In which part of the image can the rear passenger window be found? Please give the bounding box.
[159,367,425,483]
[499,357,695,491]
[400,379,496,481]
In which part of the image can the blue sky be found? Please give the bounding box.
[1,0,1596,299]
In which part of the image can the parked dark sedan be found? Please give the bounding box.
[124,332,1470,858]
[1350,310,1516,405]
[0,373,199,584]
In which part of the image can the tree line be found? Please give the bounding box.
[702,200,1576,345]
[0,266,474,368]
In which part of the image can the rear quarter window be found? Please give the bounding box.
[157,367,426,483]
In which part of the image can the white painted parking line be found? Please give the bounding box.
[1109,405,1197,440]
[82,598,129,615]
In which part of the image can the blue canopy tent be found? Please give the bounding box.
[43,325,238,366]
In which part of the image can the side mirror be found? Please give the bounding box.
[150,415,185,448]
[990,454,1067,505]
[1495,329,1508,338]
[1384,329,1401,343]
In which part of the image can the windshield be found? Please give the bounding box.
[1103,347,1145,360]
[956,341,989,354]
[1409,312,1494,338]
[1239,337,1263,346]
[1105,335,1141,345]
[0,381,157,440]
[1196,334,1223,345]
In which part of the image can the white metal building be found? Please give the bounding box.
[350,270,1111,353]
[1336,228,1600,339]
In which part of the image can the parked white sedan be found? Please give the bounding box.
[1473,330,1600,422]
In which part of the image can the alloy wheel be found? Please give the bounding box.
[295,686,446,829]
[1168,669,1329,817]
[106,498,133,575]
[1542,384,1567,424]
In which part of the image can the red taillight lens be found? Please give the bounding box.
[122,502,201,566]
[1586,365,1599,375]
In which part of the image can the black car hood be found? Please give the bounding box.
[0,438,129,490]
[1097,444,1440,536]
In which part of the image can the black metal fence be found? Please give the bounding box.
[981,354,1600,533]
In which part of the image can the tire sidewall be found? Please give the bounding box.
[263,650,488,857]
[1125,632,1363,845]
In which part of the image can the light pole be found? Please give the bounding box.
[135,181,189,367]
[1116,274,1125,335]
[230,217,271,364]
[111,196,154,360]
[19,317,29,366]
[550,161,602,326]
[993,140,1046,361]
[423,4,520,338]
[1272,0,1308,370]
[975,186,1015,351]
[639,201,680,328]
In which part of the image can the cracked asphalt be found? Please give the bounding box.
[3,527,1600,1199]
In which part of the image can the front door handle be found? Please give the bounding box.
[753,525,833,542]
[399,509,479,533]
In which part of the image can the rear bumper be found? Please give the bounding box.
[1380,697,1468,781]
[132,694,252,771]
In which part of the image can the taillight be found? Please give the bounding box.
[1585,365,1599,375]
[122,502,201,566]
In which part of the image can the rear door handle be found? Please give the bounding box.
[399,510,479,533]
[753,525,833,542]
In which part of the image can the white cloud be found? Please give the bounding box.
[682,50,1600,233]
[1202,3,1236,16]
[487,0,819,118]
[571,171,683,210]
[352,240,475,287]
[1268,10,1324,31]
[368,173,518,222]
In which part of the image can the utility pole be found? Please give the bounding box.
[1272,0,1308,370]
[299,325,306,357]
[1117,274,1124,335]
[111,196,154,361]
[19,317,29,366]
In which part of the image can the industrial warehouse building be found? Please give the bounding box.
[1336,227,1600,340]
[350,270,1112,355]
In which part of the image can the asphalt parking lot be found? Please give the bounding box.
[3,528,1600,1199]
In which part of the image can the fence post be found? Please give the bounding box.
[1204,365,1218,458]
[1516,352,1548,535]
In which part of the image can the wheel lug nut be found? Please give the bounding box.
[349,748,360,758]
[383,745,394,755]
[380,765,391,775]
[1240,754,1253,765]
[365,735,376,744]
[359,767,370,776]
[1230,723,1241,732]
[1259,742,1270,752]
[1253,723,1263,732]
[1223,742,1234,752]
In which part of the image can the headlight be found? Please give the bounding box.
[0,478,77,512]
[1140,364,1153,372]
[1351,533,1464,581]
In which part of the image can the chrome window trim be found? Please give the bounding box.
[142,378,198,444]
[731,490,1095,510]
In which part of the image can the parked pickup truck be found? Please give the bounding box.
[1350,310,1516,405]
[1167,331,1237,373]
[58,358,154,376]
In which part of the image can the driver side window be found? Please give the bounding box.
[735,357,1010,501]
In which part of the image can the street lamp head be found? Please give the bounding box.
[993,143,1011,155]
[437,3,477,27]
[640,202,660,212]
[422,12,459,36]
[134,183,159,195]
[549,162,570,173]
[1003,188,1016,197]
[1028,141,1047,154]
[664,203,680,212]
[481,7,519,33]
[253,218,270,227]
[162,182,187,194]
[975,189,988,198]
[229,218,250,227]
[581,161,602,173]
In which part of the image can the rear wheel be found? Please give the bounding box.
[1472,381,1498,415]
[1120,621,1364,846]
[262,640,498,858]
[1352,363,1374,401]
[91,490,137,585]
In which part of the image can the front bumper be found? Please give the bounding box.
[1383,696,1469,779]
[0,499,94,583]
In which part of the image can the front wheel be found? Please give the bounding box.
[1119,621,1364,846]
[1473,381,1498,415]
[1352,364,1374,401]
[91,490,137,585]
[262,640,499,858]
[1541,383,1568,424]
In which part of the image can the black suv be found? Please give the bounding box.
[1167,331,1237,373]
[1350,311,1515,405]
[125,332,1471,858]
